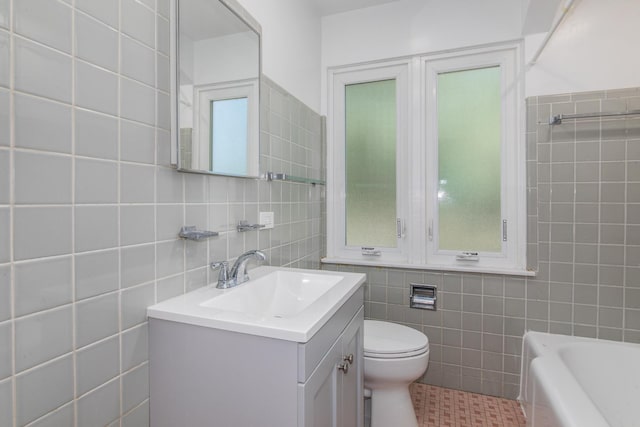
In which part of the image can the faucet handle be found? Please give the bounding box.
[211,261,231,287]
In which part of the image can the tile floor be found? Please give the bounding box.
[410,384,527,427]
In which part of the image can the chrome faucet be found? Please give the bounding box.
[210,250,267,289]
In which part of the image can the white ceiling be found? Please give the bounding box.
[312,0,401,17]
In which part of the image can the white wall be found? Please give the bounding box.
[321,0,640,102]
[525,0,640,97]
[320,0,523,112]
[194,32,259,84]
[237,0,322,112]
[322,0,522,66]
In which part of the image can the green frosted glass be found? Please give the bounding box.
[437,67,502,252]
[345,80,397,248]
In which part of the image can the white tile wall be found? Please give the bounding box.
[14,37,72,103]
[75,12,118,72]
[1,1,324,425]
[14,94,72,153]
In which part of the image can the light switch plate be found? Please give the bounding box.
[259,211,274,229]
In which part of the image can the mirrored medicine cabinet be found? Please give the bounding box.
[170,0,261,178]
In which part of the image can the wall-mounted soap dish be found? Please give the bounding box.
[178,226,219,241]
[237,220,265,232]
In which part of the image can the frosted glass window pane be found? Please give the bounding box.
[211,97,248,176]
[437,67,501,252]
[345,80,397,248]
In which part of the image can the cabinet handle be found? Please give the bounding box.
[343,354,354,365]
[338,362,349,374]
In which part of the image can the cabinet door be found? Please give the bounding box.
[339,307,364,427]
[299,338,342,427]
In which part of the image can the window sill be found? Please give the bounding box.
[321,257,537,277]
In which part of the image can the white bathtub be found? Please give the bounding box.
[519,331,640,427]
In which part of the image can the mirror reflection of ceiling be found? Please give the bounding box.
[181,0,250,41]
[312,0,400,16]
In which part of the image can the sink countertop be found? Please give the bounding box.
[147,266,366,342]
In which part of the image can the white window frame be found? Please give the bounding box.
[327,60,411,264]
[326,42,528,275]
[192,79,259,175]
[422,43,526,272]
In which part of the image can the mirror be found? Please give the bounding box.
[170,0,261,177]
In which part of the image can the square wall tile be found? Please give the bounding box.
[75,249,119,300]
[122,401,149,427]
[157,240,184,278]
[122,323,148,372]
[14,93,72,153]
[75,61,118,115]
[121,164,155,203]
[0,207,11,264]
[0,379,13,427]
[76,336,119,396]
[14,151,72,204]
[157,90,171,130]
[14,206,72,260]
[77,379,120,427]
[75,158,118,204]
[22,404,73,427]
[0,90,8,145]
[75,206,119,252]
[122,0,155,48]
[76,0,118,28]
[75,109,118,160]
[157,54,170,92]
[121,77,156,125]
[157,14,170,56]
[0,266,9,321]
[121,244,155,288]
[121,120,155,164]
[122,363,149,413]
[121,283,154,329]
[76,293,119,348]
[157,167,183,203]
[75,12,118,71]
[157,274,184,302]
[15,305,73,372]
[0,31,7,88]
[14,256,72,316]
[14,0,72,53]
[120,205,155,246]
[15,356,74,426]
[0,0,8,29]
[0,321,11,380]
[14,37,72,103]
[121,36,155,86]
[158,0,170,17]
[156,204,183,241]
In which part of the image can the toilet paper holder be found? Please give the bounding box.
[410,284,437,310]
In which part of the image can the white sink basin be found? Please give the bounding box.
[200,270,342,317]
[147,266,365,342]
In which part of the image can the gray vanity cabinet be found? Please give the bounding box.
[149,287,364,426]
[299,306,363,427]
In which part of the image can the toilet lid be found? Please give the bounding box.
[364,320,429,358]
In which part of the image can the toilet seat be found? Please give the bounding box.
[364,320,429,359]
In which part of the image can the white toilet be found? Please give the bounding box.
[364,320,429,427]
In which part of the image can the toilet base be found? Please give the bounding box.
[370,385,418,427]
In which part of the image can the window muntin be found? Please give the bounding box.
[436,66,502,253]
[345,80,397,248]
